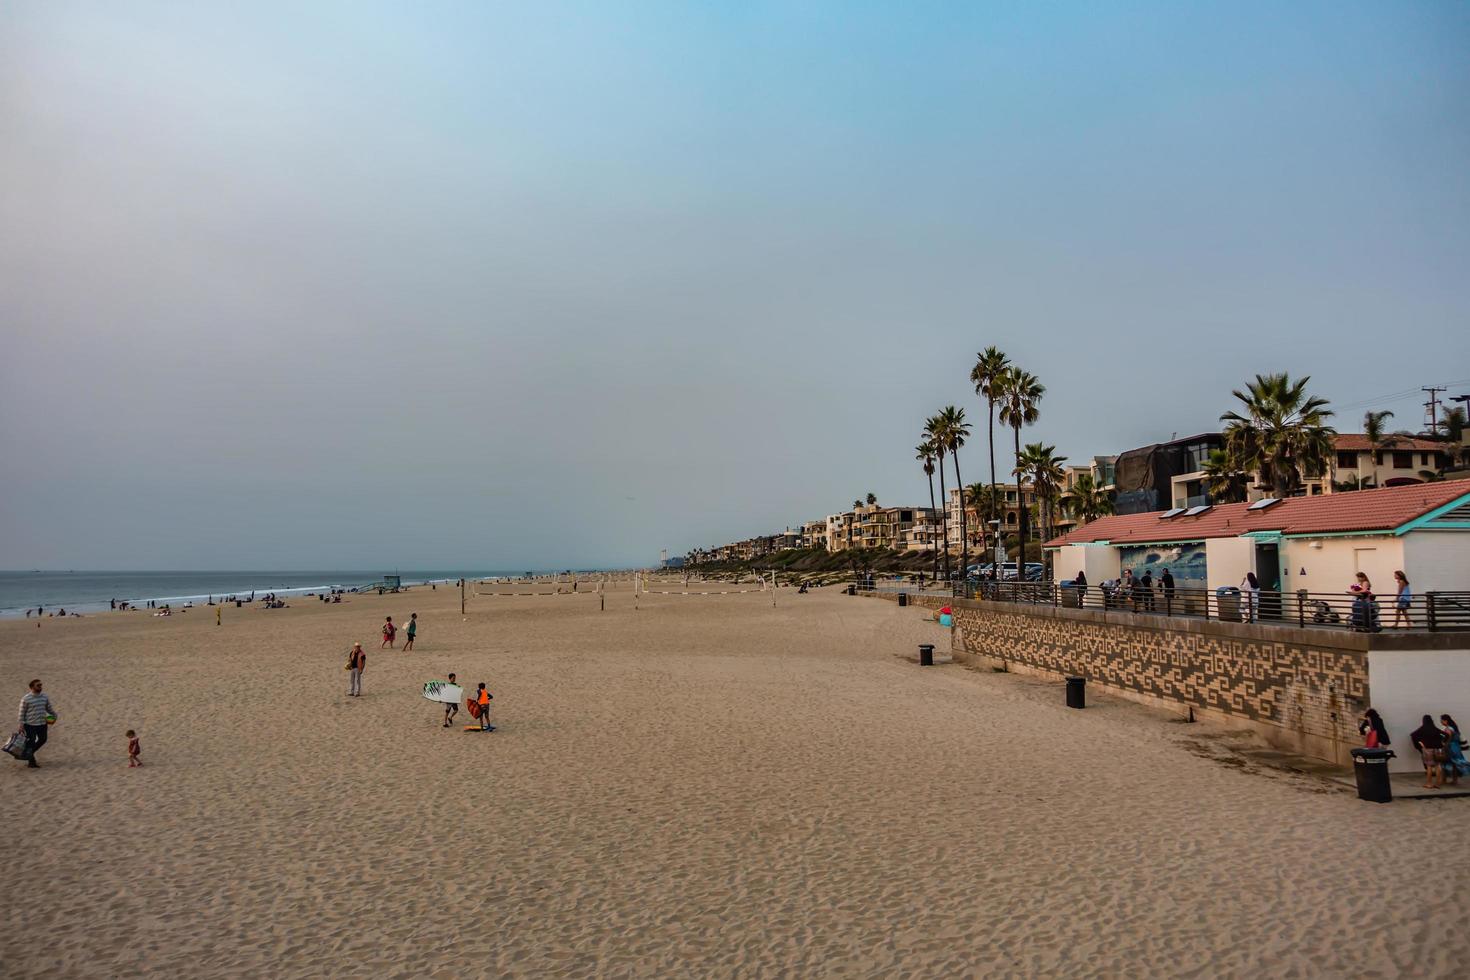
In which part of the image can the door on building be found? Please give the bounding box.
[1254,542,1282,620]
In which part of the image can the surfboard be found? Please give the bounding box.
[422,680,463,705]
[466,698,481,719]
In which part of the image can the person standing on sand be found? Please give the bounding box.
[346,643,366,697]
[476,683,495,732]
[126,729,142,767]
[216,605,222,627]
[16,679,56,769]
[1410,715,1445,789]
[403,613,417,651]
[381,616,396,649]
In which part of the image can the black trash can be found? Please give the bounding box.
[898,592,908,607]
[1066,676,1086,709]
[846,584,855,595]
[1349,747,1396,803]
[918,644,935,666]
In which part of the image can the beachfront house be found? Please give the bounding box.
[1045,480,1470,600]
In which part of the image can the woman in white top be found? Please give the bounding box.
[1240,571,1260,623]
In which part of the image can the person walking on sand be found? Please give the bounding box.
[443,673,459,728]
[16,679,56,769]
[126,729,142,767]
[476,682,495,732]
[403,613,418,651]
[1410,714,1445,789]
[381,616,396,649]
[216,605,222,627]
[346,642,366,697]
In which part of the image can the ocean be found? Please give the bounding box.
[0,570,563,618]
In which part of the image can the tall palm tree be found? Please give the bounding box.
[934,405,972,576]
[1015,443,1067,571]
[916,441,940,583]
[1220,373,1335,497]
[866,492,877,506]
[997,368,1044,574]
[1201,448,1248,503]
[1059,472,1113,526]
[970,346,1011,536]
[1361,410,1395,489]
[924,414,951,581]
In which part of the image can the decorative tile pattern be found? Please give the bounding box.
[951,603,1366,743]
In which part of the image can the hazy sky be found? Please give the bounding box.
[2,2,1467,570]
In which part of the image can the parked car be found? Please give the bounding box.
[968,561,1043,582]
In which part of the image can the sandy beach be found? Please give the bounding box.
[2,583,1466,978]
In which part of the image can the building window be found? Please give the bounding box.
[1393,451,1413,469]
[1420,453,1430,467]
[1336,451,1357,469]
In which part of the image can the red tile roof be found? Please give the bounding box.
[1046,481,1470,548]
[1334,433,1449,453]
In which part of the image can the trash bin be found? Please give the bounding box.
[846,584,856,596]
[1066,676,1086,709]
[918,644,934,666]
[1215,586,1241,622]
[898,592,908,607]
[1349,747,1395,803]
[1060,581,1081,608]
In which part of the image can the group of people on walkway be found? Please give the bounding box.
[1360,708,1469,789]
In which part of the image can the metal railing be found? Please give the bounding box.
[948,581,1470,633]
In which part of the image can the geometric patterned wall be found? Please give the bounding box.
[949,601,1368,747]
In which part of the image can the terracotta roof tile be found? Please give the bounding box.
[1333,433,1449,453]
[1046,481,1470,548]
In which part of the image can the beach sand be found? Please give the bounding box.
[2,583,1465,977]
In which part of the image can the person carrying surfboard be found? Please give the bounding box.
[403,613,418,651]
[476,682,495,732]
[346,643,366,697]
[442,673,459,728]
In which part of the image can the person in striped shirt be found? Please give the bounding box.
[17,679,56,769]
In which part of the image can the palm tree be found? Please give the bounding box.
[916,441,940,583]
[866,492,877,506]
[934,405,972,576]
[1361,410,1395,489]
[1220,373,1335,497]
[1201,448,1249,503]
[970,346,1011,536]
[1059,472,1113,527]
[1015,443,1067,571]
[1442,406,1468,468]
[997,368,1044,575]
[924,414,951,581]
[964,481,998,553]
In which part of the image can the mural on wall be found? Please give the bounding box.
[1118,542,1207,589]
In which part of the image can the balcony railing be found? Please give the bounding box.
[941,582,1470,633]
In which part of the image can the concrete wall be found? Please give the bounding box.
[1400,532,1470,593]
[1054,543,1119,585]
[1204,537,1255,591]
[948,599,1379,764]
[1283,535,1404,597]
[1367,648,1470,773]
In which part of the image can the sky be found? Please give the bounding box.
[1,1,1468,570]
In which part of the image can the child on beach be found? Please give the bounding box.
[443,673,459,727]
[476,683,495,732]
[403,613,417,651]
[381,616,396,649]
[126,729,141,767]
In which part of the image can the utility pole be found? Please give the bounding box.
[461,577,465,616]
[1423,386,1447,433]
